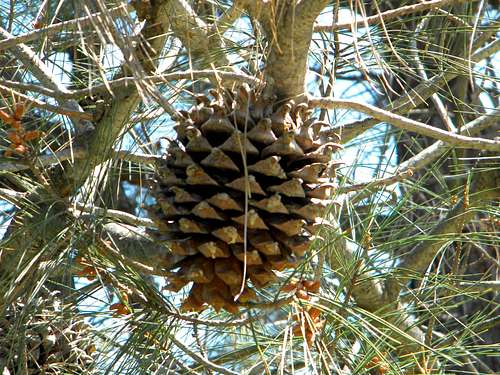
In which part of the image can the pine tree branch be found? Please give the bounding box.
[313,0,475,32]
[329,37,500,143]
[101,222,182,273]
[389,167,500,299]
[338,169,414,193]
[0,70,261,100]
[309,97,500,151]
[0,84,93,120]
[0,5,128,51]
[398,107,500,172]
[326,224,426,352]
[0,195,71,300]
[69,4,170,188]
[72,203,155,228]
[87,2,180,118]
[0,148,160,173]
[71,0,237,192]
[0,26,94,137]
[169,335,239,375]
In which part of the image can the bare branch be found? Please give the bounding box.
[164,310,265,328]
[0,148,82,173]
[0,147,160,173]
[67,70,260,99]
[309,97,500,151]
[473,37,500,61]
[0,27,69,96]
[410,17,457,132]
[457,281,500,292]
[0,187,25,201]
[0,80,66,98]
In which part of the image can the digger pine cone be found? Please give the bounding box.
[149,85,342,313]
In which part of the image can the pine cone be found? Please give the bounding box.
[149,86,342,313]
[0,288,96,374]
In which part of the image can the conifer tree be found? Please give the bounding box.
[1,1,498,373]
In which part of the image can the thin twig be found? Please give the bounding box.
[411,13,457,132]
[309,97,500,151]
[457,280,500,292]
[72,202,156,228]
[169,335,239,375]
[0,187,26,201]
[339,169,414,193]
[164,310,266,328]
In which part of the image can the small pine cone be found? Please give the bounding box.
[0,288,97,374]
[150,85,341,313]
